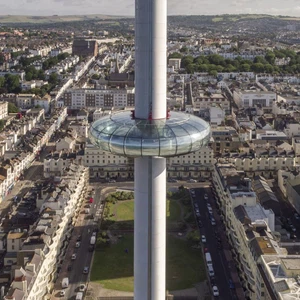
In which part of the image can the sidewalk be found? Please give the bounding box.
[212,204,245,300]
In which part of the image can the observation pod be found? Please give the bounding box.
[89,111,210,157]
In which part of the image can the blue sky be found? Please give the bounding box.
[0,0,300,17]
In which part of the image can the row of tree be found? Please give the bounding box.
[170,49,300,75]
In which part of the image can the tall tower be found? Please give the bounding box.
[89,0,211,299]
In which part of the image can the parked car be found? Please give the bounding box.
[201,235,207,243]
[83,267,89,274]
[67,265,72,271]
[75,242,81,248]
[204,193,208,200]
[212,285,219,296]
[71,254,77,260]
[188,179,197,183]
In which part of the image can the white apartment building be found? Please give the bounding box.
[44,145,214,180]
[212,163,284,300]
[168,58,181,70]
[16,94,34,109]
[209,105,225,126]
[0,101,8,120]
[5,164,89,300]
[63,86,135,110]
[69,120,88,138]
[258,255,300,300]
[233,90,276,108]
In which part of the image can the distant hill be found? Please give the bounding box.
[0,13,299,25]
[0,14,129,24]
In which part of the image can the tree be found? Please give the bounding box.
[265,51,275,64]
[169,52,182,59]
[180,46,188,53]
[4,74,20,93]
[0,119,6,131]
[25,72,33,81]
[240,63,251,72]
[209,70,218,77]
[48,73,58,85]
[0,76,5,88]
[251,63,265,73]
[8,103,19,113]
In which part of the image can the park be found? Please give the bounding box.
[90,188,207,293]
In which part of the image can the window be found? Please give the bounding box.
[11,245,15,250]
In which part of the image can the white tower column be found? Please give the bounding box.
[134,157,166,300]
[135,0,167,119]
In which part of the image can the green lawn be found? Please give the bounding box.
[91,234,206,291]
[111,200,134,221]
[109,199,181,223]
[167,199,181,222]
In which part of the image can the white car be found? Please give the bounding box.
[201,235,206,243]
[204,193,208,200]
[59,290,66,297]
[75,242,81,248]
[71,254,77,260]
[212,285,219,296]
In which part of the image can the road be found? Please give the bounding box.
[193,186,236,300]
[51,186,108,300]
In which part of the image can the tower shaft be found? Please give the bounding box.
[135,0,167,120]
[134,157,166,300]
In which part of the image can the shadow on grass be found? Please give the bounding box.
[90,232,206,292]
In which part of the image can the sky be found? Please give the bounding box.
[0,0,300,17]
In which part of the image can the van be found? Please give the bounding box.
[61,277,69,288]
[205,253,212,265]
[208,264,214,277]
[76,292,83,300]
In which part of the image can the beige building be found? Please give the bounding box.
[194,93,230,114]
[168,58,181,70]
[0,101,8,120]
[63,87,135,110]
[212,163,282,299]
[44,145,214,180]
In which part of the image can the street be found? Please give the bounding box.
[51,186,105,300]
[193,186,237,300]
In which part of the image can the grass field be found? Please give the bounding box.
[90,234,206,291]
[109,199,181,223]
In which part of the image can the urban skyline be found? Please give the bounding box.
[0,0,300,17]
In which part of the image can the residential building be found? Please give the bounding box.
[72,39,98,57]
[4,164,89,300]
[168,58,181,70]
[233,90,276,108]
[62,87,135,109]
[212,163,283,299]
[0,101,8,120]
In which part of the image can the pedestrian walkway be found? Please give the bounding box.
[212,203,245,300]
